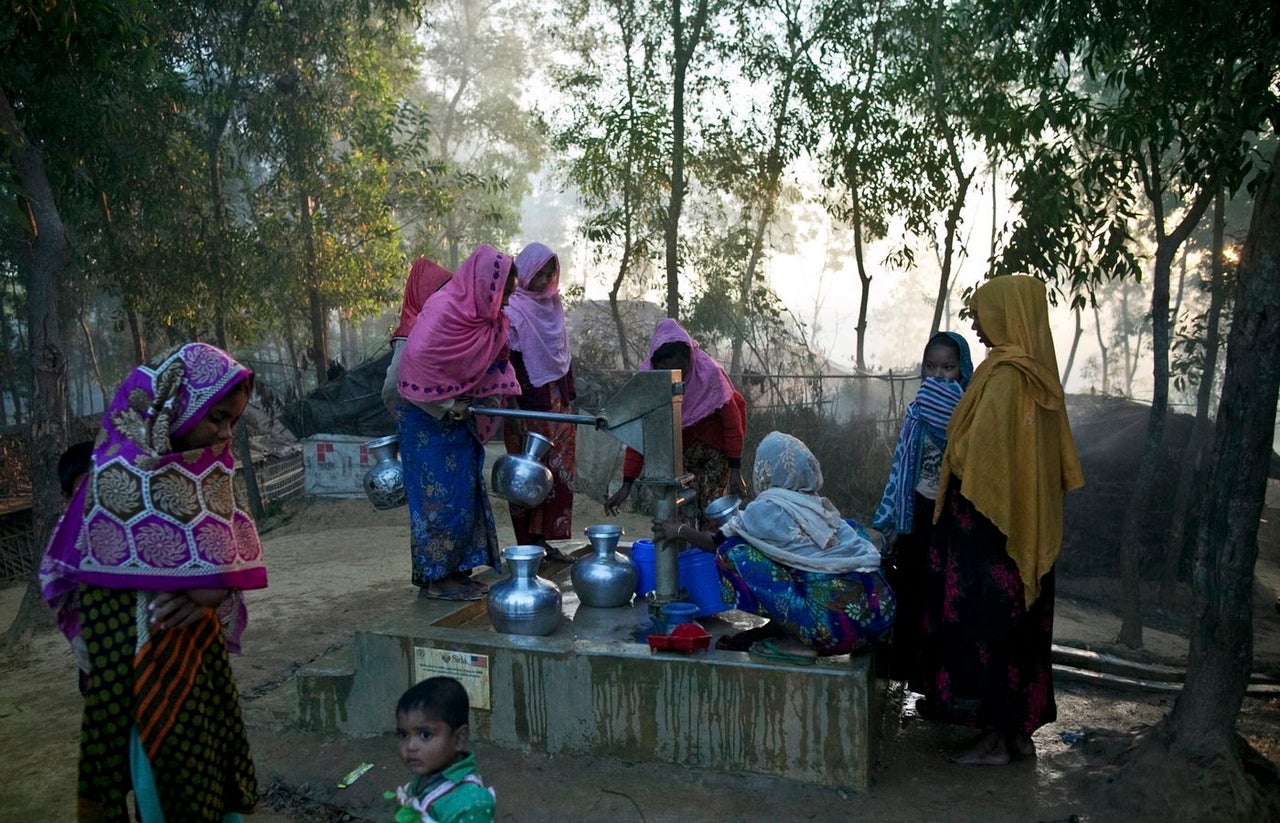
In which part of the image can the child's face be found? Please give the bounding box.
[396,708,467,778]
[922,344,962,381]
[171,387,249,453]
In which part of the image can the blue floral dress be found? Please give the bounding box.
[715,520,896,656]
[398,403,499,586]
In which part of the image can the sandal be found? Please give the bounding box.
[543,546,577,564]
[423,580,488,601]
[747,638,817,666]
[715,623,784,652]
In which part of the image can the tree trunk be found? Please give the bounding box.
[285,326,304,400]
[213,315,265,524]
[1093,301,1109,392]
[125,302,145,364]
[233,423,265,522]
[3,275,25,422]
[609,245,634,372]
[0,87,70,642]
[301,191,328,388]
[664,4,687,318]
[0,285,14,425]
[851,186,872,373]
[1160,189,1228,605]
[663,0,710,318]
[76,304,109,404]
[1114,249,1172,648]
[1167,162,1280,763]
[926,5,973,338]
[729,21,813,381]
[729,164,779,380]
[1119,285,1136,396]
[1116,158,1216,648]
[930,171,971,337]
[1061,304,1083,387]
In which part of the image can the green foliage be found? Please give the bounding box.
[404,0,548,265]
[986,0,1279,297]
[2,0,459,388]
[546,0,671,291]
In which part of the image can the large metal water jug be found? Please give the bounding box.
[571,524,639,608]
[490,431,554,508]
[487,545,562,636]
[362,435,406,510]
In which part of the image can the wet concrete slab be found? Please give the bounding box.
[290,550,885,789]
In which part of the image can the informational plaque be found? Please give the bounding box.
[412,646,491,710]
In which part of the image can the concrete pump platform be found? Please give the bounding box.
[292,551,885,789]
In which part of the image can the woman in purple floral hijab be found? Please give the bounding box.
[40,342,267,822]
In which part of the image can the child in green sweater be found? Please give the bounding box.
[387,677,495,823]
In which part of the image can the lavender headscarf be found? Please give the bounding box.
[40,343,268,650]
[505,242,572,387]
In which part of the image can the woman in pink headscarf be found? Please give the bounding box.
[397,244,522,599]
[381,256,453,413]
[605,318,748,523]
[502,242,578,562]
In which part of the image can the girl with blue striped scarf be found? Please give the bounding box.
[874,332,973,689]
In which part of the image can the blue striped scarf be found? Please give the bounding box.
[873,377,965,535]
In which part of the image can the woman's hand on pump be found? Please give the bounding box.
[650,517,683,542]
[652,517,714,551]
[449,395,474,421]
[604,480,633,515]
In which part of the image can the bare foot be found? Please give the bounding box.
[1006,733,1036,759]
[951,730,1011,766]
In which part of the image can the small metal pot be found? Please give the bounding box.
[490,431,554,508]
[703,494,741,528]
[362,435,406,510]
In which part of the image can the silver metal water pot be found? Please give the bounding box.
[490,431,554,507]
[362,435,406,510]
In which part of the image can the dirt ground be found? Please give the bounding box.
[2,487,1278,822]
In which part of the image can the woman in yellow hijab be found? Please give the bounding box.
[920,275,1084,766]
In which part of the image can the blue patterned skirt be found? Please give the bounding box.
[715,537,896,656]
[397,404,499,585]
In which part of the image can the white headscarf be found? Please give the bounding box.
[722,431,880,573]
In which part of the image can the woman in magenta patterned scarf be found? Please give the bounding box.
[40,342,267,822]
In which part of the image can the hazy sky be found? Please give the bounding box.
[519,165,1118,397]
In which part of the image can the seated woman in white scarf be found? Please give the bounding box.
[653,431,896,664]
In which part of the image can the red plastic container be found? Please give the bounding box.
[647,621,712,653]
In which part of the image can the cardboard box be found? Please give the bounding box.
[301,434,375,498]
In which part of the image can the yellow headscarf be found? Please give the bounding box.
[934,276,1084,606]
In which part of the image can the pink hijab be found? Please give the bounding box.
[505,243,572,387]
[398,244,521,403]
[641,318,735,427]
[392,257,453,340]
